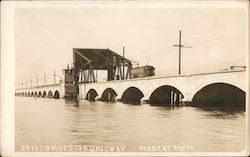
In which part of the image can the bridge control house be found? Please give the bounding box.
[63,67,77,99]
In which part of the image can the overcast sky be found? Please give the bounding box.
[15,1,247,86]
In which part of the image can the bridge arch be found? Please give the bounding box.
[149,85,184,105]
[101,88,117,102]
[192,82,245,109]
[86,89,98,101]
[43,91,47,97]
[54,90,60,99]
[48,91,53,98]
[34,91,37,97]
[31,91,34,96]
[121,87,144,104]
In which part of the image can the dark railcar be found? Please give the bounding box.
[130,65,155,79]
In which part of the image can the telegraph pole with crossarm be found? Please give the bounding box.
[173,30,192,75]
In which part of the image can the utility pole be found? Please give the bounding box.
[44,73,46,85]
[30,77,32,88]
[36,75,38,87]
[53,69,56,84]
[173,30,192,75]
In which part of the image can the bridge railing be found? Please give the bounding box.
[79,69,246,85]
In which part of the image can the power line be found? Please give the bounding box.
[131,32,244,64]
[130,47,176,60]
[183,32,244,45]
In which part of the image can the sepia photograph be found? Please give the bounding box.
[1,0,249,156]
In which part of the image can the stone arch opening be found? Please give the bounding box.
[149,85,184,106]
[34,91,38,97]
[101,88,117,102]
[28,92,30,96]
[54,90,60,99]
[43,91,47,97]
[192,83,245,109]
[48,91,53,98]
[86,89,98,101]
[38,91,42,97]
[25,92,27,96]
[121,87,144,104]
[31,91,34,96]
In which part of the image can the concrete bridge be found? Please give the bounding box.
[16,70,246,106]
[15,83,64,99]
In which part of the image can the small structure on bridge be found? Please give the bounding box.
[130,65,155,79]
[63,67,77,99]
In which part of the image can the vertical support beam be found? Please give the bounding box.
[89,64,95,82]
[179,93,182,106]
[82,70,84,82]
[108,92,111,102]
[119,61,123,80]
[83,70,87,82]
[87,69,90,82]
[123,46,125,80]
[179,30,181,75]
[126,63,132,79]
[116,65,120,80]
[89,69,91,82]
[174,92,177,106]
[87,93,90,101]
[107,53,113,81]
[78,70,81,83]
[96,70,98,82]
[82,70,85,82]
[129,63,132,79]
[93,70,95,82]
[170,91,173,106]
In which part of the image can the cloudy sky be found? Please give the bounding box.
[15,1,247,86]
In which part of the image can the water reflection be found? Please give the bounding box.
[16,97,245,152]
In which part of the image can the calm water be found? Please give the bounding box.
[15,97,246,152]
